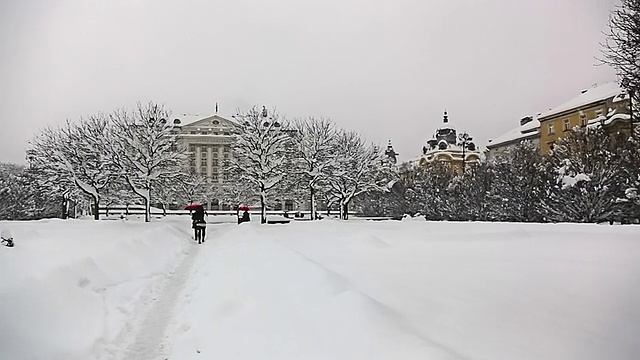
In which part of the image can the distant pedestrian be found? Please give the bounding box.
[191,206,207,244]
[242,210,250,223]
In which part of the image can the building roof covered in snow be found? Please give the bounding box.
[486,115,540,149]
[539,82,626,120]
[171,113,236,128]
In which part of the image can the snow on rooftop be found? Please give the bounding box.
[172,113,233,126]
[539,82,623,119]
[487,117,540,148]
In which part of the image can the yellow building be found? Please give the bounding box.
[538,83,631,154]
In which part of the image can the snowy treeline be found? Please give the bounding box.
[358,125,640,223]
[8,102,639,224]
[0,163,64,220]
[7,103,392,222]
[24,102,186,222]
[225,106,393,222]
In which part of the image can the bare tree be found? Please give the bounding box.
[291,117,336,220]
[229,106,292,224]
[29,116,116,220]
[325,130,389,220]
[61,115,118,219]
[175,171,210,206]
[601,0,640,118]
[214,166,257,214]
[110,102,186,222]
[28,128,78,218]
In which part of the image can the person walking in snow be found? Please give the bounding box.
[191,206,207,244]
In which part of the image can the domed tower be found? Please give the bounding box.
[384,140,399,164]
[419,110,481,170]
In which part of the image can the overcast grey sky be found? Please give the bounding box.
[0,0,618,164]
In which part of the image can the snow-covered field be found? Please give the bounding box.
[1,218,640,360]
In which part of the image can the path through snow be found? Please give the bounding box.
[119,224,206,360]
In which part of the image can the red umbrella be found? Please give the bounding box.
[184,204,204,210]
[237,205,250,211]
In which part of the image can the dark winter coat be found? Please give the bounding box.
[191,208,206,228]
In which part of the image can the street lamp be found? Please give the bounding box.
[458,132,473,172]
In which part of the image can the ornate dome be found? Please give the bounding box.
[419,110,481,168]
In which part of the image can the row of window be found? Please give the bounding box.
[190,153,229,162]
[547,108,604,135]
[188,168,230,181]
[188,144,231,152]
[189,164,227,172]
[192,159,222,166]
[189,131,231,135]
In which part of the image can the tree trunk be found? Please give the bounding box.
[161,203,166,217]
[260,185,266,224]
[92,196,100,220]
[310,187,316,220]
[342,202,349,220]
[144,196,150,222]
[61,197,69,219]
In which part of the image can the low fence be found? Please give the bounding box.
[98,206,358,219]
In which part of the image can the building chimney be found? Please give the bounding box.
[520,116,533,126]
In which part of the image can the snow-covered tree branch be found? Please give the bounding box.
[291,117,336,220]
[110,102,186,222]
[229,106,292,223]
[324,130,390,220]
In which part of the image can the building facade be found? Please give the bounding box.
[171,114,234,185]
[538,83,631,154]
[486,82,632,158]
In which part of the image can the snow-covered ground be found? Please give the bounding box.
[2,218,640,360]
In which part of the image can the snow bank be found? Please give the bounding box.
[0,218,190,360]
[3,219,640,360]
[168,220,640,360]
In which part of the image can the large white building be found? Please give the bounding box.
[171,113,235,184]
[170,112,300,212]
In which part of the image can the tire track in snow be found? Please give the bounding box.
[121,228,201,360]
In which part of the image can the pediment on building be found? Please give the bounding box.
[177,114,235,129]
